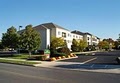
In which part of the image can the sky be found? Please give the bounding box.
[0,0,120,40]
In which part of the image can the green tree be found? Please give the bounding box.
[78,40,87,52]
[71,39,79,52]
[114,41,120,49]
[103,38,115,48]
[0,41,4,49]
[20,25,41,56]
[98,41,109,50]
[50,37,65,49]
[2,26,19,50]
[115,34,120,49]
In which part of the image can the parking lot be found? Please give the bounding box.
[57,50,120,69]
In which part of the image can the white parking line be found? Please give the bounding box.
[90,64,94,68]
[104,65,108,68]
[83,57,97,64]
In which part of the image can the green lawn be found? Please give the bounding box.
[0,59,40,65]
[0,54,41,65]
[9,54,29,59]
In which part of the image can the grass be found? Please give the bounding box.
[0,54,41,66]
[0,58,40,65]
[8,54,29,59]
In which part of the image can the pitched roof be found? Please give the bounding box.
[84,32,92,36]
[71,30,84,35]
[35,22,70,31]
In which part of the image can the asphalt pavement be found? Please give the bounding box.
[0,63,120,83]
[48,50,120,73]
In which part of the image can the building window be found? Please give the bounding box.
[62,32,66,38]
[76,36,78,38]
[88,37,89,40]
[68,34,70,37]
[73,35,75,38]
[58,31,60,35]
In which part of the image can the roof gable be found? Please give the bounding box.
[42,23,70,31]
[71,30,84,35]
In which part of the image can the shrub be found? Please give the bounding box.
[50,48,57,57]
[85,45,96,51]
[51,52,66,57]
[57,47,71,55]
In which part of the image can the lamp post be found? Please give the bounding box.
[19,26,22,31]
[18,26,22,54]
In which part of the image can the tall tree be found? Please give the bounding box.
[71,39,79,52]
[98,41,109,50]
[71,39,87,52]
[2,26,19,50]
[20,25,41,56]
[0,41,4,49]
[78,40,87,52]
[114,41,120,49]
[50,37,65,49]
[103,38,115,49]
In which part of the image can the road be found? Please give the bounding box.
[0,63,120,83]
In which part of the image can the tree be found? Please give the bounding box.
[115,34,120,49]
[0,41,4,49]
[78,40,87,52]
[71,39,79,52]
[20,25,41,56]
[50,37,65,49]
[114,41,120,49]
[2,26,19,50]
[98,41,109,50]
[103,38,115,48]
[71,39,87,52]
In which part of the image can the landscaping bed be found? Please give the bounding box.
[49,53,77,61]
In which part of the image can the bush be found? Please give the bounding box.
[85,45,96,51]
[28,55,48,61]
[50,47,70,57]
[71,45,79,52]
[57,47,71,55]
[50,48,57,57]
[50,52,66,57]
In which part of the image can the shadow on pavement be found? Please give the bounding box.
[55,64,120,70]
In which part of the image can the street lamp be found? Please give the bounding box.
[19,26,22,31]
[18,26,22,54]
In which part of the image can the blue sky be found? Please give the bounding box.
[0,0,120,40]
